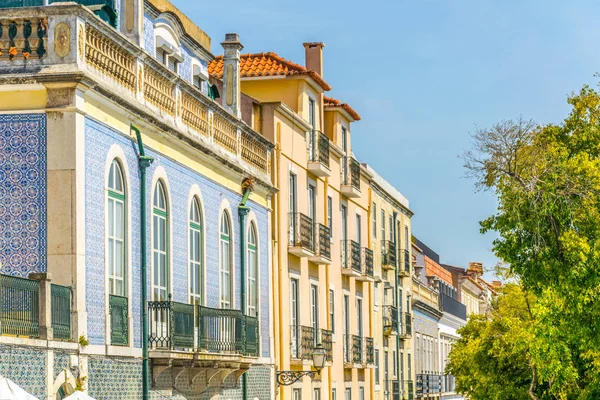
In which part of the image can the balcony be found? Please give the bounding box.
[357,247,374,281]
[2,0,117,27]
[307,130,331,177]
[0,273,72,341]
[400,312,412,338]
[309,223,332,264]
[439,293,467,320]
[291,326,333,363]
[0,5,272,180]
[341,157,361,198]
[364,336,374,365]
[416,374,443,397]
[341,240,362,277]
[383,305,398,335]
[148,300,260,388]
[109,294,128,346]
[344,335,364,368]
[398,249,411,277]
[382,240,396,270]
[289,212,315,257]
[404,380,414,400]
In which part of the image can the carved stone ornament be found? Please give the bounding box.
[54,22,71,58]
[125,0,135,32]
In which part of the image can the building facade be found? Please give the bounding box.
[0,1,275,399]
[366,166,414,400]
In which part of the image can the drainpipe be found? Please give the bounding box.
[393,211,401,399]
[132,124,154,400]
[239,184,252,399]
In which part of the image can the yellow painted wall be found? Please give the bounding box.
[240,79,300,113]
[0,85,47,111]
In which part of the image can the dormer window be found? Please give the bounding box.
[154,20,183,73]
[192,61,209,92]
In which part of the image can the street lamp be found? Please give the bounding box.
[276,343,327,386]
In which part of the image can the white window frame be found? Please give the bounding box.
[152,180,169,301]
[189,196,203,305]
[247,222,259,317]
[107,159,126,297]
[219,210,233,309]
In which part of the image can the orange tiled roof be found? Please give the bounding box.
[324,96,361,121]
[208,52,331,91]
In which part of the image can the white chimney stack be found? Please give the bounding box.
[221,33,244,118]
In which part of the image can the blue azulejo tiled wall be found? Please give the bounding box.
[84,117,271,357]
[0,113,47,278]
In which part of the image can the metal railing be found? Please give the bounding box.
[198,305,258,356]
[321,328,333,362]
[382,240,396,267]
[364,336,374,364]
[289,212,315,252]
[383,305,398,335]
[392,380,400,398]
[403,249,411,274]
[439,293,467,320]
[291,325,315,360]
[0,274,39,337]
[362,247,374,278]
[109,294,128,346]
[51,284,71,340]
[351,334,363,364]
[308,129,330,168]
[148,300,258,356]
[403,312,412,337]
[342,156,361,190]
[416,374,444,396]
[315,223,331,260]
[405,380,414,400]
[342,240,361,273]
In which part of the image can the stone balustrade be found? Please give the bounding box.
[0,4,272,178]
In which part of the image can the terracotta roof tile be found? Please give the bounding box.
[208,52,331,91]
[323,96,361,121]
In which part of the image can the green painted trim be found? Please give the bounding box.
[189,221,202,230]
[221,234,230,241]
[248,244,257,251]
[153,208,167,218]
[108,190,125,201]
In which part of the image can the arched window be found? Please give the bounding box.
[107,160,126,297]
[189,197,203,305]
[219,211,232,309]
[247,223,258,317]
[152,181,169,301]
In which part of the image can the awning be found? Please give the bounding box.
[64,391,97,400]
[0,375,39,400]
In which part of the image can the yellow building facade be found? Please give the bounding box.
[367,166,415,400]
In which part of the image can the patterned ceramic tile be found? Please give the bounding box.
[0,345,47,399]
[0,113,47,278]
[84,117,271,357]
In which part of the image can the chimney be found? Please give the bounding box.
[491,280,503,290]
[467,262,483,280]
[221,33,244,118]
[303,42,325,77]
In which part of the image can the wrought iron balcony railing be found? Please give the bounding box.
[342,240,362,274]
[321,329,333,362]
[342,156,360,188]
[382,240,396,268]
[416,374,444,396]
[403,249,411,275]
[308,129,330,168]
[50,284,71,340]
[313,223,331,261]
[290,324,315,360]
[351,334,363,364]
[401,312,412,338]
[109,294,128,346]
[0,274,72,341]
[383,305,398,335]
[148,299,259,357]
[364,336,374,364]
[362,247,374,279]
[289,212,315,254]
[405,380,414,400]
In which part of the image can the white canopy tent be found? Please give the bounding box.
[0,375,39,400]
[63,391,97,400]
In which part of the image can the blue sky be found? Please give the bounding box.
[177,0,600,277]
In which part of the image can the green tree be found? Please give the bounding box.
[458,85,600,398]
[447,284,545,400]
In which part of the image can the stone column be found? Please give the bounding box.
[221,33,243,119]
[29,272,54,340]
